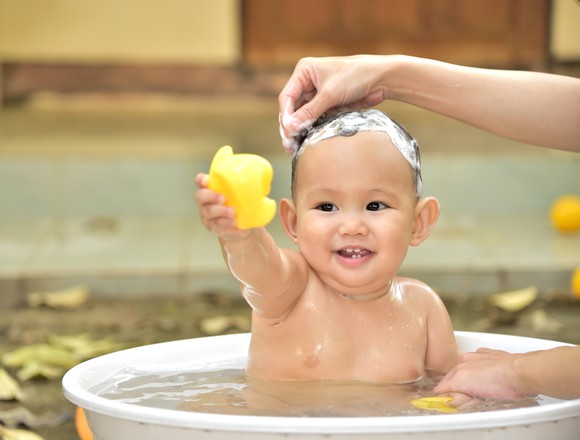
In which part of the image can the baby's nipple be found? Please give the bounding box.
[300,343,323,368]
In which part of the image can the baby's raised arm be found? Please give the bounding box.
[195,173,308,321]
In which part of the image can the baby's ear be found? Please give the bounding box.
[410,196,440,246]
[279,198,298,244]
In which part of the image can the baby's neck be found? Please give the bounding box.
[331,280,396,302]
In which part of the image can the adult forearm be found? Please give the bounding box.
[513,345,580,399]
[386,56,580,152]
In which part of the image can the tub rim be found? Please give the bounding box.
[62,331,580,434]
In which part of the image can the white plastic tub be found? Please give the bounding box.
[63,331,580,440]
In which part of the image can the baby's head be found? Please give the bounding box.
[290,110,422,199]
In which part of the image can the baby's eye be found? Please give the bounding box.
[366,201,388,211]
[316,203,337,212]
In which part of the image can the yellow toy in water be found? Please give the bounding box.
[410,396,458,414]
[549,194,580,234]
[208,145,276,230]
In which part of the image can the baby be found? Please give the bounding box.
[195,109,461,384]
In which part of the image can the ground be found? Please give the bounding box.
[0,291,579,440]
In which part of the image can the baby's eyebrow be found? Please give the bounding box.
[369,188,398,199]
[304,188,339,199]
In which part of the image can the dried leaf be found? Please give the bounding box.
[3,333,131,382]
[72,338,130,361]
[0,426,45,440]
[46,333,93,352]
[0,407,68,429]
[199,316,232,335]
[199,315,250,336]
[488,286,538,312]
[16,361,65,381]
[523,309,563,334]
[27,285,89,309]
[47,333,129,360]
[0,368,24,401]
[2,344,79,369]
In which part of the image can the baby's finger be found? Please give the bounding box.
[207,216,239,235]
[195,173,210,189]
[195,187,226,207]
[199,203,235,223]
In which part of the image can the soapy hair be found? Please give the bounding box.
[291,110,422,198]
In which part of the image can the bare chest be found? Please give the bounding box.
[248,299,427,383]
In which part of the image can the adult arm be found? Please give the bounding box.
[279,55,580,152]
[434,345,580,400]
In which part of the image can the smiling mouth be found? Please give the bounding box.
[337,248,372,259]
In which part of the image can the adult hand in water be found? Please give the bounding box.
[434,346,580,400]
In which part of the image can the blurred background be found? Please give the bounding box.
[0,0,578,301]
[0,1,579,437]
[2,0,580,102]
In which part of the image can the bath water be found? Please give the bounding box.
[94,361,539,417]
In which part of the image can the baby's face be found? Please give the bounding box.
[291,131,419,297]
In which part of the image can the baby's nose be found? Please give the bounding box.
[338,214,369,236]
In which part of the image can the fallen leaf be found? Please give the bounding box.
[3,344,78,381]
[3,334,130,381]
[0,368,24,401]
[27,285,89,309]
[522,309,563,334]
[199,316,232,335]
[0,425,45,440]
[0,407,68,429]
[72,338,130,361]
[16,361,65,381]
[2,344,79,369]
[488,286,538,312]
[199,315,250,336]
[46,333,93,352]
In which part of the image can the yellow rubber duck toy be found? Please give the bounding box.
[208,146,276,230]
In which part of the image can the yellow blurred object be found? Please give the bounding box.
[572,266,580,301]
[75,407,93,440]
[26,284,89,309]
[488,286,538,312]
[208,145,276,229]
[0,426,45,440]
[549,194,580,234]
[410,396,458,414]
[0,368,24,401]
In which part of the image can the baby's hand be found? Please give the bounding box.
[195,173,251,241]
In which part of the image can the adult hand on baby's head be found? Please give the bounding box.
[195,173,251,241]
[278,55,387,154]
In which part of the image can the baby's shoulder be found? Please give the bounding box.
[396,276,442,303]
